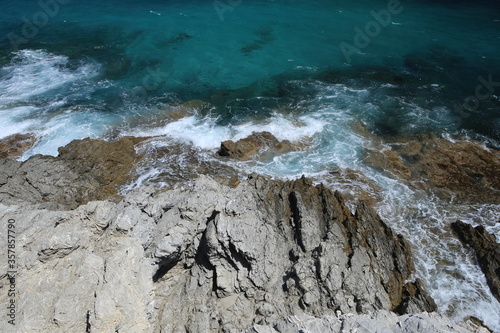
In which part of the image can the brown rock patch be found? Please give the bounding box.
[57,136,151,201]
[0,136,151,209]
[0,133,36,159]
[393,137,500,203]
[364,148,412,180]
[218,131,300,160]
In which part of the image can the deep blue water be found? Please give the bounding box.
[1,0,499,149]
[1,0,500,330]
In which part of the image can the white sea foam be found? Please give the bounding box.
[0,49,105,158]
[0,106,39,139]
[127,112,325,150]
[21,111,117,159]
[0,50,98,103]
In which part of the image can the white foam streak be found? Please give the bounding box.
[21,111,116,159]
[0,50,105,158]
[128,112,325,150]
[0,106,39,139]
[0,50,98,103]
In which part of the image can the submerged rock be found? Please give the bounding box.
[0,133,36,159]
[218,131,300,160]
[363,148,412,180]
[360,129,500,204]
[451,221,500,303]
[0,172,438,332]
[318,167,382,206]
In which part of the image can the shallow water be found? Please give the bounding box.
[1,0,499,330]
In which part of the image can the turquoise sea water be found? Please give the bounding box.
[1,0,500,330]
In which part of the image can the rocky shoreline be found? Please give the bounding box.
[0,135,497,332]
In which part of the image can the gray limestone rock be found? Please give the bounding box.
[246,311,488,333]
[0,173,451,332]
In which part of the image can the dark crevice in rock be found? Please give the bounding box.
[312,245,323,282]
[228,242,251,271]
[140,207,153,218]
[288,249,299,263]
[194,212,221,290]
[24,176,43,196]
[282,270,299,294]
[354,296,363,313]
[195,228,216,272]
[394,279,438,314]
[212,268,218,292]
[85,310,91,333]
[319,190,331,240]
[207,210,220,224]
[342,218,355,269]
[153,257,181,282]
[288,191,306,252]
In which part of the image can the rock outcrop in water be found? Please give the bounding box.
[362,132,500,204]
[451,221,500,303]
[394,138,500,203]
[218,131,299,160]
[0,133,36,159]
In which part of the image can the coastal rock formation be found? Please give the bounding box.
[0,133,36,159]
[451,221,500,302]
[218,131,298,160]
[0,171,438,332]
[0,137,148,209]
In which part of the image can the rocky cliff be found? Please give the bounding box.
[0,138,488,332]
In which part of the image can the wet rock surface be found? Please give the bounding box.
[393,137,500,203]
[0,171,439,332]
[451,221,500,303]
[0,133,36,159]
[363,148,412,180]
[361,132,500,204]
[317,168,383,206]
[129,137,240,190]
[218,131,299,160]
